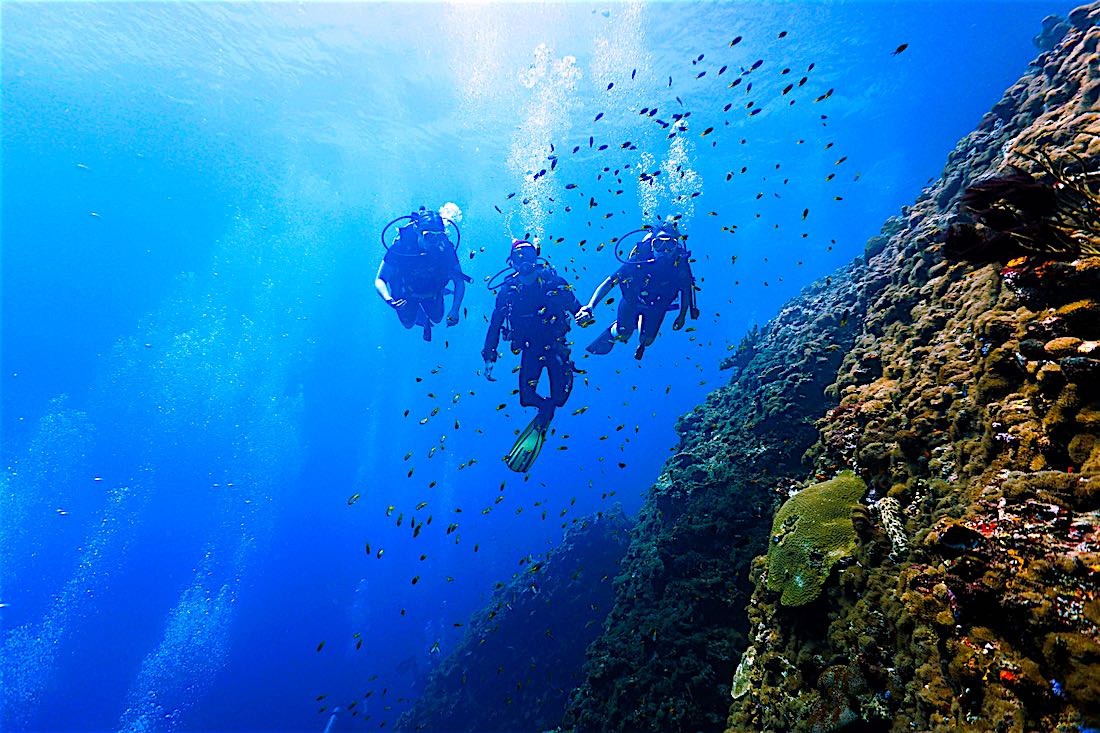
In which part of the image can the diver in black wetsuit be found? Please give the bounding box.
[375,207,471,341]
[577,222,699,360]
[482,239,587,472]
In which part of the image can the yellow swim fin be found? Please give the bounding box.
[505,416,548,473]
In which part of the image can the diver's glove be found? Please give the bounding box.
[672,314,687,331]
[387,297,407,309]
[481,348,498,382]
[446,312,460,327]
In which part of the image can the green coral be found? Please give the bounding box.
[766,471,866,606]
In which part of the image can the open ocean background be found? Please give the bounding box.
[1,2,1074,730]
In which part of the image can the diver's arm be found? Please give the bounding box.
[673,282,690,330]
[685,263,700,319]
[482,296,507,363]
[375,262,404,308]
[448,277,466,324]
[578,276,615,320]
[672,265,697,330]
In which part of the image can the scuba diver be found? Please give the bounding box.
[482,239,588,473]
[376,206,471,341]
[577,221,699,360]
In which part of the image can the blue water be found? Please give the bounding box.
[1,2,1071,731]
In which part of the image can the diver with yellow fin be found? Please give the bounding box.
[577,221,698,360]
[482,239,589,473]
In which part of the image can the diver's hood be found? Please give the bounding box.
[651,223,681,239]
[416,209,446,234]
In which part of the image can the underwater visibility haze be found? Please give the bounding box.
[2,1,1092,732]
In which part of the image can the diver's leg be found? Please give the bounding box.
[634,307,667,360]
[639,307,668,347]
[611,299,638,341]
[518,348,546,408]
[423,294,445,325]
[395,299,418,329]
[547,347,575,409]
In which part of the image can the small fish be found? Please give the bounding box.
[594,112,604,122]
[411,576,420,585]
[778,30,788,38]
[316,640,325,652]
[729,35,742,46]
[606,82,614,91]
[416,501,428,510]
[701,127,714,137]
[718,65,727,75]
[377,548,384,559]
[631,68,637,79]
[893,43,908,55]
[348,493,360,505]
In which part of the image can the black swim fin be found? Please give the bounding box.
[505,416,548,473]
[586,326,618,355]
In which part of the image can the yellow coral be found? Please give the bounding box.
[766,471,867,606]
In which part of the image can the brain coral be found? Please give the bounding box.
[766,471,867,606]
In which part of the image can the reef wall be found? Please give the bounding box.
[398,508,632,732]
[560,250,873,730]
[728,5,1100,732]
[560,5,1100,733]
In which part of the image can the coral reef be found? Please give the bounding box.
[766,472,866,607]
[729,5,1100,731]
[397,508,631,732]
[560,256,868,732]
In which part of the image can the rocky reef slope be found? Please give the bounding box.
[728,5,1100,732]
[566,5,1100,733]
[398,508,632,732]
[561,254,873,731]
